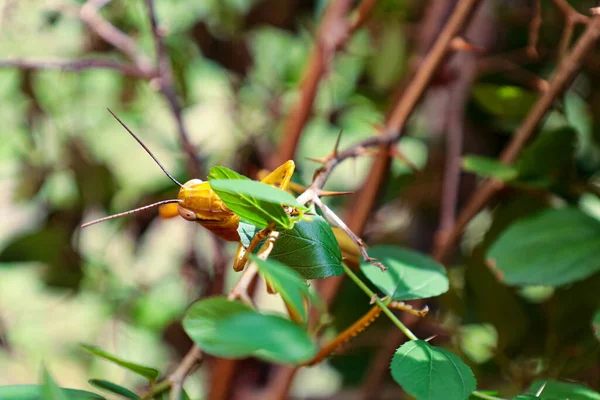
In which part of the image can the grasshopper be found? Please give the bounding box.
[82,110,295,272]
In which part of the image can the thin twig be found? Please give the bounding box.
[145,0,202,177]
[528,0,542,58]
[313,196,385,271]
[433,14,600,262]
[78,0,153,72]
[0,58,156,78]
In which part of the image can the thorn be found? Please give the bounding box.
[318,190,354,197]
[370,294,378,304]
[390,147,419,172]
[367,257,386,272]
[535,381,548,397]
[450,37,485,53]
[333,129,343,159]
[306,156,329,164]
[424,334,438,342]
[370,123,385,136]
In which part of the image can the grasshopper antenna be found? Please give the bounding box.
[107,108,184,188]
[81,199,183,228]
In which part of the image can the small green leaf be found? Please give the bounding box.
[0,386,104,400]
[463,155,518,181]
[253,257,316,323]
[529,380,600,400]
[361,245,448,300]
[269,216,343,279]
[43,367,68,400]
[391,340,476,400]
[208,166,250,181]
[516,127,576,184]
[183,297,317,364]
[209,179,305,229]
[472,84,537,119]
[81,345,159,382]
[487,208,600,286]
[88,380,139,399]
[593,309,600,342]
[237,217,343,279]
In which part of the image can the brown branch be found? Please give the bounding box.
[433,14,600,263]
[0,58,156,78]
[528,0,542,58]
[272,0,376,168]
[145,0,202,177]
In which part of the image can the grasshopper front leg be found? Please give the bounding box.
[232,227,273,272]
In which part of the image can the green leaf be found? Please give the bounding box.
[183,297,317,364]
[593,309,600,342]
[472,84,537,119]
[268,216,343,279]
[360,245,448,300]
[209,179,305,229]
[487,208,600,286]
[237,217,343,279]
[207,166,250,181]
[0,386,104,400]
[516,127,576,183]
[529,380,600,400]
[463,155,518,181]
[512,396,539,399]
[43,367,68,400]
[253,257,316,323]
[390,340,476,400]
[88,380,139,399]
[80,345,159,382]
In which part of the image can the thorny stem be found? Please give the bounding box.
[342,264,418,341]
[313,196,386,271]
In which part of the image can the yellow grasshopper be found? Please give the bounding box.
[82,110,295,272]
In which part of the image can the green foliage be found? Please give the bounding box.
[42,367,69,400]
[253,256,315,324]
[529,380,600,400]
[182,297,317,364]
[209,179,305,229]
[0,386,104,400]
[462,156,519,181]
[207,165,250,181]
[390,340,476,400]
[88,380,139,400]
[267,216,343,279]
[472,84,537,119]
[593,309,600,341]
[488,208,600,286]
[360,245,449,300]
[238,216,343,279]
[463,156,519,182]
[80,345,159,382]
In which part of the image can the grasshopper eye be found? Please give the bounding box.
[177,205,197,221]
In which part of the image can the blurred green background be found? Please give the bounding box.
[1,0,600,398]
